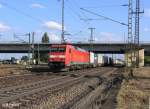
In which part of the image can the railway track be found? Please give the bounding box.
[0,67,119,109]
[0,67,103,103]
[0,76,84,104]
[30,68,118,109]
[0,74,60,89]
[0,67,109,89]
[65,68,124,109]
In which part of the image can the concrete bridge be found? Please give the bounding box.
[0,42,148,67]
[0,42,149,55]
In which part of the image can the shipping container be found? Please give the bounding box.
[109,57,114,66]
[103,56,109,66]
[97,54,104,66]
[90,52,95,64]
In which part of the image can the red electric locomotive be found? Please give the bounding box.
[48,44,90,70]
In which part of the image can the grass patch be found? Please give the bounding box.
[117,68,150,109]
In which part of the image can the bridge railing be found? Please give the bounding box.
[0,41,149,44]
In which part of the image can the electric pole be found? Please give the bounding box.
[127,0,133,68]
[88,28,95,51]
[134,0,144,67]
[61,0,65,43]
[89,28,95,43]
[127,0,144,77]
[32,32,35,64]
[38,43,40,65]
[28,33,31,67]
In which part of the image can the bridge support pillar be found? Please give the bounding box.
[125,49,144,67]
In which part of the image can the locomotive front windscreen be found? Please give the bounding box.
[50,47,66,52]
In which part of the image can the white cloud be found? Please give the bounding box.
[43,21,63,30]
[0,23,11,32]
[0,4,2,8]
[145,9,150,17]
[30,3,46,9]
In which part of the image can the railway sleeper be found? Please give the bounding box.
[69,74,124,109]
[0,78,86,107]
[89,75,124,109]
[59,78,103,109]
[19,78,87,109]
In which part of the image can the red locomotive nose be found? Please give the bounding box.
[49,53,65,62]
[49,54,65,58]
[48,45,66,70]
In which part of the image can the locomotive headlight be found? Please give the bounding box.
[49,55,65,58]
[49,55,56,58]
[58,55,65,58]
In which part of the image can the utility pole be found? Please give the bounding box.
[32,32,35,64]
[88,28,95,51]
[13,33,32,67]
[28,33,31,67]
[127,0,144,76]
[134,0,144,67]
[38,43,40,65]
[127,0,133,68]
[61,0,65,43]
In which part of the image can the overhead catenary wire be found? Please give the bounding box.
[13,33,31,43]
[0,2,44,23]
[71,0,91,26]
[65,3,90,29]
[64,1,92,41]
[0,1,89,42]
[80,8,128,26]
[82,4,129,8]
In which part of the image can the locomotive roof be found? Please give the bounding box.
[51,44,88,52]
[51,44,67,47]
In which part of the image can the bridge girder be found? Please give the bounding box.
[0,43,149,55]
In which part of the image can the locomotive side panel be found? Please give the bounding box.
[69,47,90,66]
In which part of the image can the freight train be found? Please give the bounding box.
[48,44,114,71]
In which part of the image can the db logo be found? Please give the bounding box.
[2,102,21,108]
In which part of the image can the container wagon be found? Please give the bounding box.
[97,54,104,66]
[103,56,109,66]
[109,57,114,66]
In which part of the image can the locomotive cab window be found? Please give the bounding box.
[50,47,66,52]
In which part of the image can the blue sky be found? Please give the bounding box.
[0,0,149,43]
[0,0,149,59]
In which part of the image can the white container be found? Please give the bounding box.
[90,52,95,64]
[97,54,103,66]
[115,59,121,64]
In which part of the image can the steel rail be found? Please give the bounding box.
[0,76,72,103]
[71,70,123,109]
[0,73,34,79]
[0,68,117,105]
[0,76,86,104]
[0,68,103,104]
[0,76,69,93]
[59,68,119,109]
